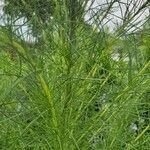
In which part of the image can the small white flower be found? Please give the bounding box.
[130,123,138,131]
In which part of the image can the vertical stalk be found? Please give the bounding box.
[63,0,78,110]
[37,73,62,150]
[60,1,79,148]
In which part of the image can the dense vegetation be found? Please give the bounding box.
[0,0,150,149]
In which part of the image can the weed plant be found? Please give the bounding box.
[0,1,150,149]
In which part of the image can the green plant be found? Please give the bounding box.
[0,0,149,149]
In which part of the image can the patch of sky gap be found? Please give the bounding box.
[84,0,149,32]
[0,0,36,43]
